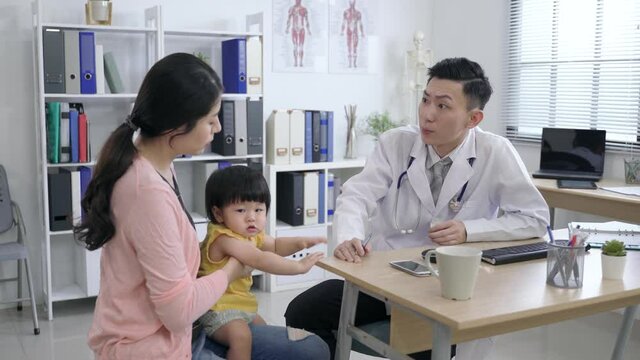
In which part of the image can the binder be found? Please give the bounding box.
[246,98,263,155]
[211,100,235,156]
[267,110,290,165]
[103,52,124,93]
[69,108,79,163]
[304,111,313,163]
[192,162,220,217]
[312,111,321,162]
[246,36,262,94]
[61,169,82,225]
[289,110,305,164]
[276,172,304,226]
[221,38,247,94]
[318,172,325,224]
[48,171,73,231]
[79,166,92,220]
[320,111,328,162]
[43,28,65,94]
[45,102,60,164]
[327,111,334,162]
[63,30,80,94]
[327,173,335,222]
[95,44,105,94]
[303,172,319,225]
[59,103,71,163]
[79,31,96,94]
[234,99,248,156]
[78,112,88,163]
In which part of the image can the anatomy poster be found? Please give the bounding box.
[329,0,379,73]
[273,0,328,72]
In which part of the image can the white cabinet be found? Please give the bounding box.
[263,159,365,292]
[33,2,264,319]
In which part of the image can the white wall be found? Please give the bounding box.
[0,0,434,307]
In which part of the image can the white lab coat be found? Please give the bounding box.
[334,126,549,360]
[335,125,549,250]
[334,125,549,360]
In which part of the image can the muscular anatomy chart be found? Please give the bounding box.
[329,0,378,73]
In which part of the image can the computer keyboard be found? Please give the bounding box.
[481,242,549,265]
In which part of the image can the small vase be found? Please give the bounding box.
[345,126,357,159]
[601,254,626,280]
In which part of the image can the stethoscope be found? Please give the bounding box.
[392,156,476,234]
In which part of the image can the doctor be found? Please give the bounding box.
[285,57,550,359]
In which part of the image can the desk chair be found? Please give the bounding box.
[0,165,40,335]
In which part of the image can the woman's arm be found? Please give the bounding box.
[212,235,323,275]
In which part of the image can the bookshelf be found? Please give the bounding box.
[33,1,264,319]
[263,158,366,292]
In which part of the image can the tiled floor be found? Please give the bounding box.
[1,287,640,359]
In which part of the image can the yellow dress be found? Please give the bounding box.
[198,223,264,313]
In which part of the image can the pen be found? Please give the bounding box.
[546,225,555,244]
[361,233,372,248]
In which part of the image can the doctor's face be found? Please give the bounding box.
[418,77,482,157]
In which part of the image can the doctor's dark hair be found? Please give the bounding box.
[428,57,493,110]
[75,53,223,251]
[204,166,271,224]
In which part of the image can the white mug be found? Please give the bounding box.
[425,246,482,300]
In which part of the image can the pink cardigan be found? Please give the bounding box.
[88,157,228,359]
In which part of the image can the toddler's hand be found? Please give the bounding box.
[297,251,324,273]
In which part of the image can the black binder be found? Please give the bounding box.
[211,100,235,156]
[312,111,321,162]
[43,28,66,94]
[277,172,304,226]
[48,171,72,231]
[247,98,263,155]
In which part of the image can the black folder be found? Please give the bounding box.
[212,100,235,156]
[247,98,263,155]
[312,111,321,162]
[277,172,304,226]
[43,28,66,94]
[48,171,72,231]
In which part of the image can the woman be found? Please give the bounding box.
[75,53,329,359]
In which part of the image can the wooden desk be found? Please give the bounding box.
[319,240,640,360]
[533,178,640,224]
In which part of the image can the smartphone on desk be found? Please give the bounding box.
[557,179,597,189]
[389,260,432,277]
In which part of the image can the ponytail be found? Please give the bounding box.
[75,123,137,250]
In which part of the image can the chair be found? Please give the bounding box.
[0,165,40,335]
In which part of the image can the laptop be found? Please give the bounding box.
[532,128,606,181]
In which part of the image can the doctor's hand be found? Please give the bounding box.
[429,220,467,245]
[333,238,372,263]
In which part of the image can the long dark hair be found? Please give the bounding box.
[75,53,223,250]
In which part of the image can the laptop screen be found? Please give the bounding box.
[540,128,606,175]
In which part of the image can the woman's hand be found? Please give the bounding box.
[222,257,252,283]
[333,238,372,263]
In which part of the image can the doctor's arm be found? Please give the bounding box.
[463,144,550,242]
[333,137,395,262]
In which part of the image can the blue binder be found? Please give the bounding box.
[327,111,334,162]
[221,38,247,94]
[69,108,79,163]
[79,32,96,94]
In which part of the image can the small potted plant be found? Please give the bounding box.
[601,239,626,280]
[359,111,405,139]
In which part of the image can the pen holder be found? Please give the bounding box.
[546,240,586,289]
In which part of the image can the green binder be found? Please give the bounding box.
[103,52,124,94]
[45,102,60,164]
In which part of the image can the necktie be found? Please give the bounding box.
[430,157,452,205]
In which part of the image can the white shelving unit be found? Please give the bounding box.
[263,158,366,292]
[33,1,264,319]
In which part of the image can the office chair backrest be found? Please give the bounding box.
[0,165,14,233]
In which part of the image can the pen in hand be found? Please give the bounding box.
[361,233,372,248]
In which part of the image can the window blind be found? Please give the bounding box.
[505,0,640,152]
